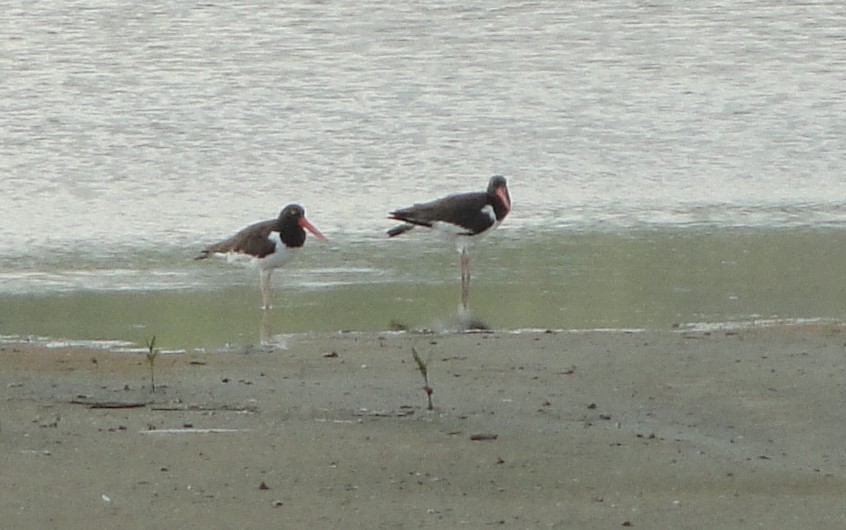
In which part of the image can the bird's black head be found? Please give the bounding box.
[278,204,305,222]
[276,203,327,247]
[486,175,511,219]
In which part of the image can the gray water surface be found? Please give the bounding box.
[2,1,844,348]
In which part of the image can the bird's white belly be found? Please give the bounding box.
[258,245,298,270]
[431,205,499,253]
[223,231,299,270]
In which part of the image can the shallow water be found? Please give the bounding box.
[2,228,844,351]
[1,1,844,349]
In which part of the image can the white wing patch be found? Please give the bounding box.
[480,204,495,223]
[221,231,299,270]
[224,252,257,266]
[431,221,469,235]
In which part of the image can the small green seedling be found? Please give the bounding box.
[411,347,433,411]
[145,336,160,392]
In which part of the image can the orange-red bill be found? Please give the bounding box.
[496,186,511,211]
[299,217,328,241]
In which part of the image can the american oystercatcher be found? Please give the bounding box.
[195,204,327,309]
[387,175,511,312]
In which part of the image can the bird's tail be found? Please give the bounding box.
[387,223,415,238]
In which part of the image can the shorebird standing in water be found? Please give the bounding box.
[196,204,327,310]
[387,175,511,314]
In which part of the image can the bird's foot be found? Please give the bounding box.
[458,317,490,331]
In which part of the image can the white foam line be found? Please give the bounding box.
[0,335,136,349]
[111,348,186,355]
[678,317,841,333]
[140,428,248,435]
[508,328,646,334]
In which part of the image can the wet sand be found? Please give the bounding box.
[2,326,846,529]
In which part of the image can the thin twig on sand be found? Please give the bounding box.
[410,347,434,411]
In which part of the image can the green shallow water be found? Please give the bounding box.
[1,228,844,351]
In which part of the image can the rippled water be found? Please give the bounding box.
[1,1,844,347]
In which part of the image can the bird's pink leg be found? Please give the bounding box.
[260,309,272,344]
[260,270,273,310]
[459,247,470,314]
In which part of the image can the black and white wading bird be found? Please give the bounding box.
[195,204,327,310]
[387,175,511,313]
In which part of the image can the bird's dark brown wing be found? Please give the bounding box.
[389,192,493,235]
[195,219,277,259]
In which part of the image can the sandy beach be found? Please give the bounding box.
[2,325,846,529]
